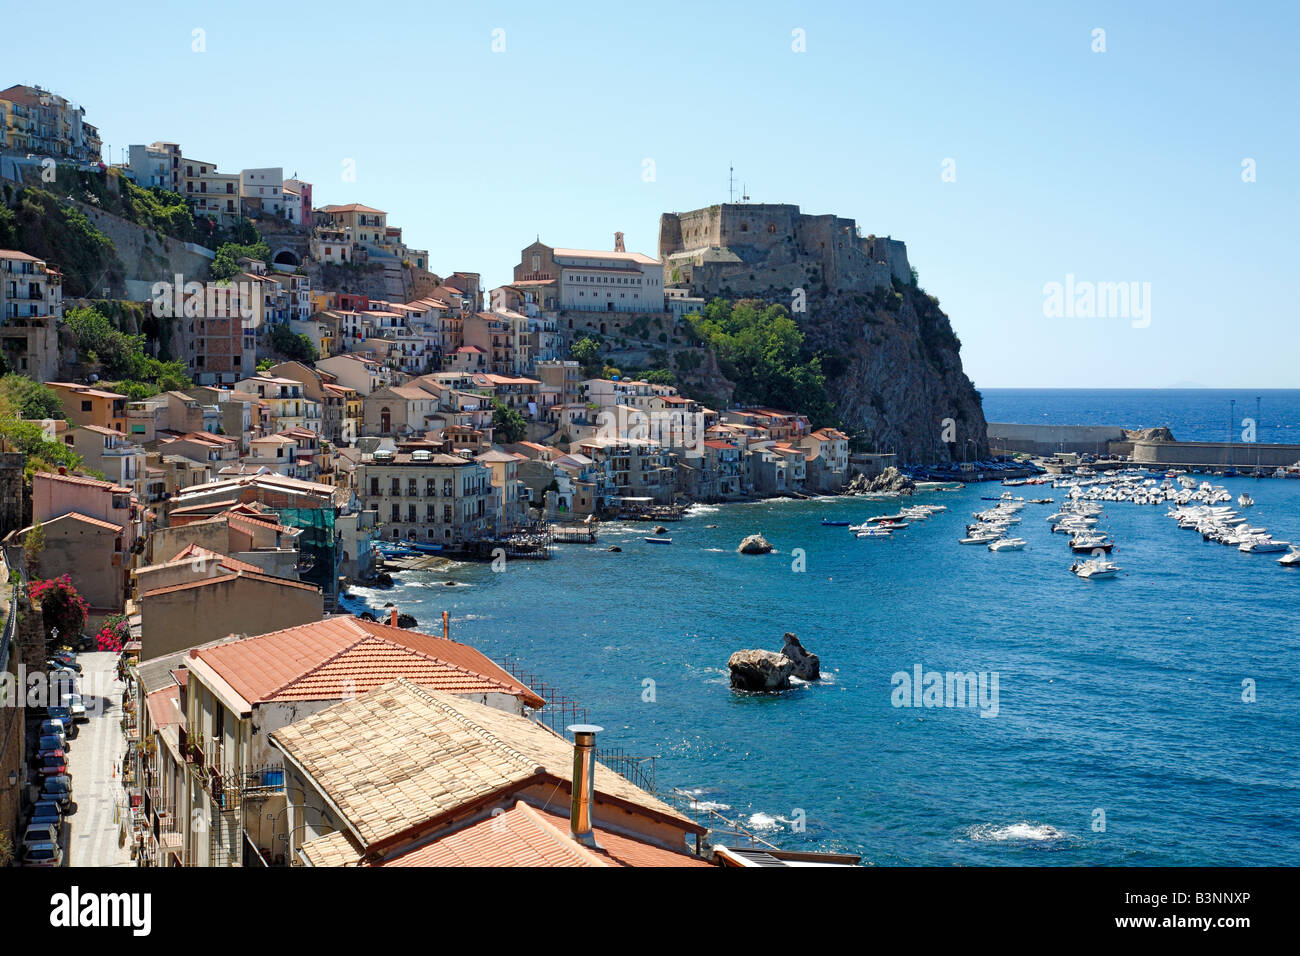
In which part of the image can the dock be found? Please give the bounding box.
[549,523,598,544]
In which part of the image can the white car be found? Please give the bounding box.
[23,822,59,848]
[59,694,87,722]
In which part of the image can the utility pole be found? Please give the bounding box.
[1228,399,1235,469]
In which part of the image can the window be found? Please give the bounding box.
[407,478,418,497]
[80,400,92,412]
[390,504,400,522]
[390,478,400,496]
[370,477,380,496]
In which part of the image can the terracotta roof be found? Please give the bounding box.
[141,570,319,599]
[320,203,386,215]
[373,801,712,868]
[52,511,124,533]
[34,471,131,493]
[269,678,699,850]
[552,247,659,266]
[298,830,362,867]
[192,617,542,708]
[167,543,265,576]
[145,685,182,729]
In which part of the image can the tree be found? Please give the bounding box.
[570,336,603,378]
[269,323,318,363]
[29,575,88,649]
[23,518,44,577]
[491,399,527,444]
[0,374,63,419]
[212,239,271,280]
[64,306,142,379]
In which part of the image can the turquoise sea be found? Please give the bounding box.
[345,474,1300,865]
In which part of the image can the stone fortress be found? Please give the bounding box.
[658,203,912,298]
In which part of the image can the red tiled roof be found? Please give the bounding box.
[55,511,124,533]
[375,801,711,868]
[145,685,182,729]
[191,617,543,708]
[168,543,265,576]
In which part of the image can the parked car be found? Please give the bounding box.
[37,734,65,756]
[22,842,62,867]
[41,775,73,811]
[22,822,59,847]
[29,800,63,828]
[70,633,96,652]
[44,708,78,738]
[39,719,70,745]
[49,652,80,672]
[37,754,68,779]
[59,694,87,722]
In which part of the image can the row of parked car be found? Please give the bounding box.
[21,649,88,867]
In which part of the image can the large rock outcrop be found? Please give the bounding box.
[737,534,773,554]
[846,466,917,496]
[728,650,794,691]
[780,632,820,681]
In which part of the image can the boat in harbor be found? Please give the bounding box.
[1072,558,1122,579]
[959,532,1000,545]
[1278,547,1300,566]
[1070,533,1115,553]
[821,518,851,526]
[644,537,673,545]
[1239,537,1291,554]
[1238,493,1254,507]
[856,527,893,539]
[987,537,1027,552]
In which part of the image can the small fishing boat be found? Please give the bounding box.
[1238,493,1254,507]
[821,518,851,526]
[877,521,909,530]
[644,537,673,545]
[959,533,999,545]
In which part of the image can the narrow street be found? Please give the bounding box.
[62,650,132,867]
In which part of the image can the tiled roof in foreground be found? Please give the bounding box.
[298,800,711,868]
[271,678,700,849]
[192,617,542,708]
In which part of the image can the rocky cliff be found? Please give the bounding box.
[801,281,987,462]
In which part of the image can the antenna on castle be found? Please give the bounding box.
[742,182,750,203]
[728,165,735,203]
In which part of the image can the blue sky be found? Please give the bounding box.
[11,0,1297,388]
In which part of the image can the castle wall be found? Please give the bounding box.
[659,203,908,297]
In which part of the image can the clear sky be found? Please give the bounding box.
[10,0,1297,388]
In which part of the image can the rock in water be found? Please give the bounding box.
[738,533,774,554]
[653,525,669,534]
[728,650,795,691]
[780,632,820,681]
[848,467,917,496]
[606,545,622,552]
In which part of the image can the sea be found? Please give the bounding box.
[981,388,1300,444]
[343,389,1300,866]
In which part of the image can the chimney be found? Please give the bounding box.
[567,724,603,847]
[389,607,398,626]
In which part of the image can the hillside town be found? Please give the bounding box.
[0,84,863,869]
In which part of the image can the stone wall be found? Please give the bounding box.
[659,202,909,299]
[987,422,1128,456]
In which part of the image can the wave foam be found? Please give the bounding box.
[968,822,1067,843]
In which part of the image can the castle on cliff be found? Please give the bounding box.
[658,203,911,298]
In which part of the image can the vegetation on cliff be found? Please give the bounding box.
[682,298,836,427]
[0,185,124,297]
[64,305,191,395]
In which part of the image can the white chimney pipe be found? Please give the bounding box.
[567,724,603,847]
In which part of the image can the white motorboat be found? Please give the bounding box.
[1239,537,1291,553]
[987,537,1027,552]
[856,527,893,539]
[1278,547,1300,566]
[1238,493,1254,507]
[1072,558,1122,579]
